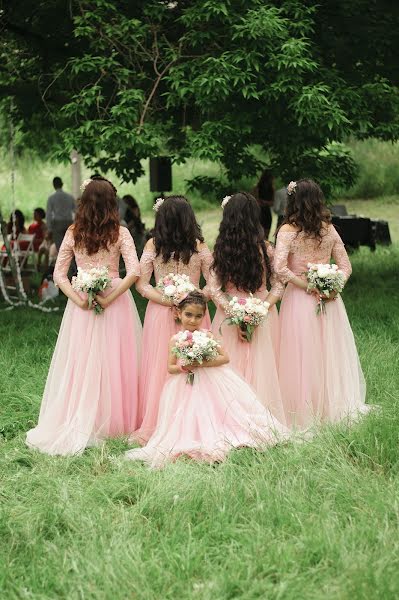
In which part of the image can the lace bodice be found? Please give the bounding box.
[54,226,140,286]
[135,240,213,299]
[208,244,285,310]
[274,225,352,283]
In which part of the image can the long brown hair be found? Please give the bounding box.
[73,177,120,255]
[283,179,331,240]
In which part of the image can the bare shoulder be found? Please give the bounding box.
[279,224,298,233]
[143,237,155,251]
[196,240,210,252]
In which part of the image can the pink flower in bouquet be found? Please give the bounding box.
[164,278,173,286]
[186,331,193,341]
[238,298,247,305]
[244,315,252,322]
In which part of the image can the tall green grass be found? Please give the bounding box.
[345,139,399,199]
[0,246,399,598]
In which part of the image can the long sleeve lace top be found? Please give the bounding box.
[274,224,352,284]
[135,240,213,300]
[208,244,285,311]
[53,226,140,287]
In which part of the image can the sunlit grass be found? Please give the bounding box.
[1,245,398,598]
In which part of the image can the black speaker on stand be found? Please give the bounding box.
[149,157,172,196]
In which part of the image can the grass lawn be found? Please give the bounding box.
[1,215,399,597]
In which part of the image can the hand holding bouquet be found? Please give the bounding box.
[172,330,220,384]
[157,273,196,305]
[223,294,270,342]
[306,263,345,315]
[72,266,111,314]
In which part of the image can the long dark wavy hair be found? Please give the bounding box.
[282,179,331,240]
[153,196,203,264]
[212,192,271,293]
[73,176,120,255]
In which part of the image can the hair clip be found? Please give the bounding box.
[221,195,231,209]
[287,181,297,195]
[80,179,93,193]
[153,197,165,212]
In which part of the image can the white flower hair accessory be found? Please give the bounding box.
[153,197,165,212]
[221,195,232,209]
[80,178,93,193]
[287,181,297,195]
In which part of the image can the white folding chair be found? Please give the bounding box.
[0,233,12,268]
[14,233,37,272]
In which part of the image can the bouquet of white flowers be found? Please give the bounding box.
[172,330,220,384]
[223,294,270,342]
[71,266,111,315]
[306,263,346,315]
[157,273,196,305]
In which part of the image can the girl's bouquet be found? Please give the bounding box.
[157,273,196,305]
[306,263,345,315]
[72,266,111,315]
[223,294,270,342]
[172,330,219,384]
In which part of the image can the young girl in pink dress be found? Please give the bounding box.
[274,179,369,428]
[26,177,142,455]
[210,192,286,424]
[133,196,212,444]
[125,291,290,468]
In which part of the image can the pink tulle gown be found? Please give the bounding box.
[210,244,286,424]
[26,226,142,455]
[274,224,369,429]
[133,241,212,443]
[125,336,291,469]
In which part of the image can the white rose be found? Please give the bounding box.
[164,284,177,296]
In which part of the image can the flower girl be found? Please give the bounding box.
[133,196,212,444]
[26,176,142,455]
[125,291,290,468]
[210,192,285,423]
[274,179,370,428]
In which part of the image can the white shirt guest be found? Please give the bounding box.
[47,177,76,249]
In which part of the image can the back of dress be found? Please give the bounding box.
[274,224,352,283]
[54,226,140,286]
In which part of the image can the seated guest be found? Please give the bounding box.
[7,209,26,239]
[28,208,47,251]
[37,231,58,272]
[123,194,147,256]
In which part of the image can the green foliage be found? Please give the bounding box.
[1,247,399,598]
[186,175,230,201]
[1,1,399,186]
[289,142,359,200]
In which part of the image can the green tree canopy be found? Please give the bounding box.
[1,0,398,186]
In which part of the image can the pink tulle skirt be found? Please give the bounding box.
[26,279,142,455]
[126,365,290,468]
[133,301,211,444]
[278,283,369,428]
[211,305,285,424]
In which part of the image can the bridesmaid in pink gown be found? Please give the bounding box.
[133,196,212,444]
[210,192,286,424]
[126,291,290,468]
[274,179,369,428]
[26,177,142,455]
